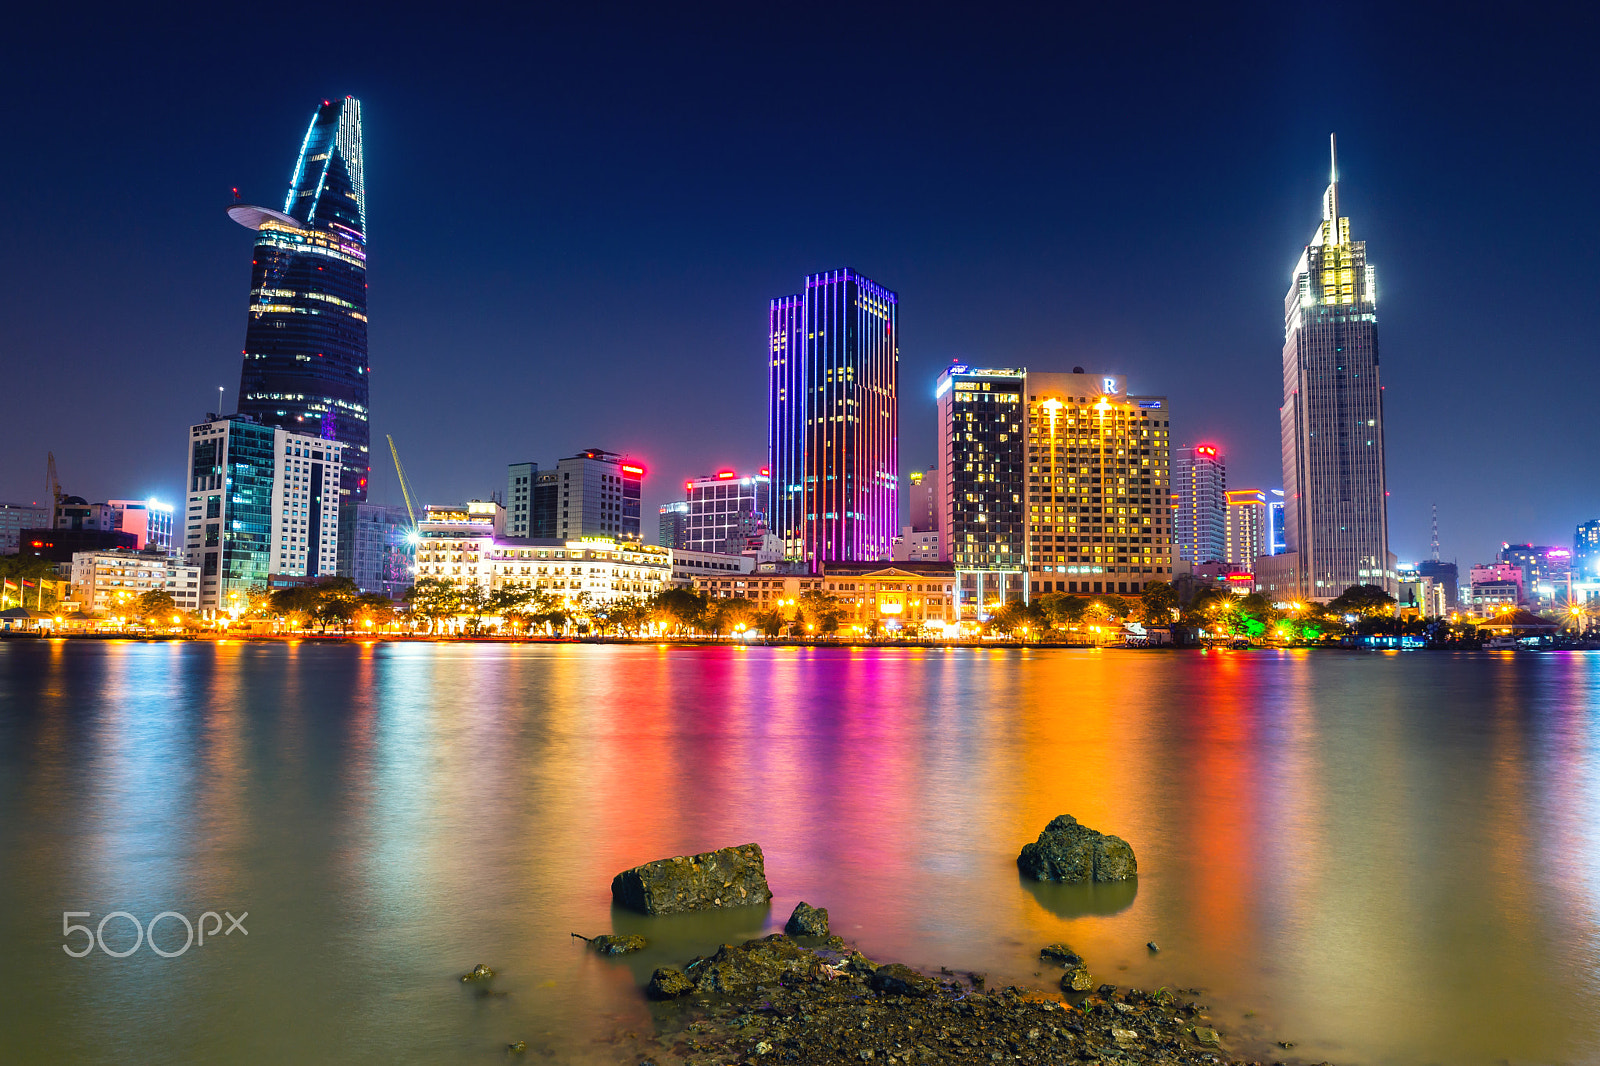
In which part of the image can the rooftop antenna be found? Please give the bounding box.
[217,385,225,418]
[1431,503,1440,562]
[1324,133,1341,241]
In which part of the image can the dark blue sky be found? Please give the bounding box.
[2,5,1594,567]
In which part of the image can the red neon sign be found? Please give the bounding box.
[716,470,736,479]
[759,468,770,477]
[621,465,645,476]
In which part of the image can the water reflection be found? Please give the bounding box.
[2,642,1599,1064]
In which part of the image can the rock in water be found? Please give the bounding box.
[784,901,829,936]
[685,934,828,993]
[1060,965,1093,992]
[647,966,694,998]
[611,843,773,915]
[1017,814,1137,883]
[589,934,647,955]
[1039,943,1082,964]
[460,963,495,982]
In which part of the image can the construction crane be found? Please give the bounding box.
[46,452,63,528]
[387,435,418,531]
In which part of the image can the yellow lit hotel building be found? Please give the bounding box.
[413,501,671,606]
[1023,370,1173,596]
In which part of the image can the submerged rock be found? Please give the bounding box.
[588,934,647,956]
[868,963,937,998]
[1039,943,1082,964]
[611,843,773,915]
[506,1040,526,1053]
[685,934,827,993]
[460,963,495,982]
[1192,1025,1221,1046]
[647,966,694,998]
[1017,814,1138,883]
[1061,964,1094,992]
[784,901,830,936]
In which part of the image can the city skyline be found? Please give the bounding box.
[2,9,1595,571]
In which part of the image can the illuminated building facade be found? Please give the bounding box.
[506,462,539,537]
[691,565,957,632]
[185,416,344,614]
[769,269,899,563]
[69,549,200,615]
[230,96,371,510]
[684,470,771,554]
[907,467,939,531]
[937,365,1025,569]
[1268,489,1287,554]
[1499,543,1570,608]
[413,501,670,607]
[105,500,175,554]
[1025,371,1172,596]
[1575,519,1600,581]
[507,451,644,543]
[1279,136,1393,598]
[1174,445,1226,565]
[658,501,689,550]
[0,503,51,555]
[1224,489,1268,570]
[338,502,414,596]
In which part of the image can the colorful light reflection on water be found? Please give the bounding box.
[2,642,1599,1063]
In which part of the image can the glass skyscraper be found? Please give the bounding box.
[768,269,899,564]
[1277,136,1392,598]
[229,96,370,505]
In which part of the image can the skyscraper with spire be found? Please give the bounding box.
[228,96,370,504]
[1275,135,1393,598]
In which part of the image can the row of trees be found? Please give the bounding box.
[985,581,1406,642]
[81,571,1419,644]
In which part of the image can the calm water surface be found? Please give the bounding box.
[2,641,1598,1064]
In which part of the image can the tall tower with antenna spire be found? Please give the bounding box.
[1274,135,1392,599]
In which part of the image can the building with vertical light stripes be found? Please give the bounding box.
[768,269,899,564]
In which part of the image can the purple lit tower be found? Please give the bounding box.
[768,269,899,564]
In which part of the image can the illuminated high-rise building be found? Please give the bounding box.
[935,365,1174,609]
[1277,136,1393,598]
[684,470,772,554]
[1174,445,1226,564]
[229,96,370,510]
[769,269,899,563]
[1025,371,1172,596]
[1224,489,1268,570]
[937,365,1026,591]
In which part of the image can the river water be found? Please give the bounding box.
[1,640,1596,1064]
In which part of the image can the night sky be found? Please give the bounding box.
[3,6,1594,568]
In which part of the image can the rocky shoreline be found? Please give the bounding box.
[619,931,1318,1066]
[539,832,1325,1065]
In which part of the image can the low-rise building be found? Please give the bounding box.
[892,527,939,562]
[70,549,200,615]
[1468,579,1520,616]
[692,562,959,632]
[670,548,755,585]
[0,503,52,555]
[413,502,671,606]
